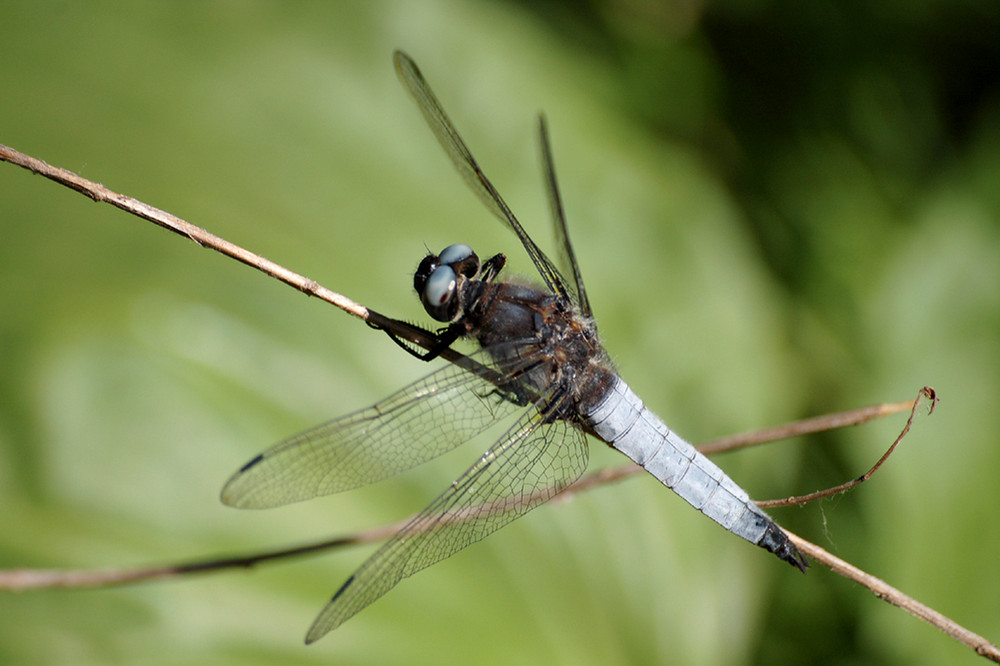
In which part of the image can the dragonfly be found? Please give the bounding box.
[221,50,808,644]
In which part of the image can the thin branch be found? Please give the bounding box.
[757,385,938,508]
[0,145,369,322]
[696,394,931,456]
[786,531,1000,662]
[0,518,407,590]
[2,145,995,661]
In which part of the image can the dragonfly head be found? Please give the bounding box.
[414,243,480,322]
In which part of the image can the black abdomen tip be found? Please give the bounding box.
[758,523,809,573]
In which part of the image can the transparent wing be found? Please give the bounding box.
[537,114,592,318]
[221,347,541,509]
[304,393,589,642]
[393,50,579,307]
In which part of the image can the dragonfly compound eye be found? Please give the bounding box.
[421,264,459,321]
[438,243,480,279]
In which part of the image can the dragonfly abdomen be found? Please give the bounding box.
[585,375,807,571]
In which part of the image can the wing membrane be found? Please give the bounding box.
[304,393,588,642]
[221,347,540,509]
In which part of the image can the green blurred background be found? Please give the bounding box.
[2,2,998,664]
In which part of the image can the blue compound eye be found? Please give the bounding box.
[438,243,473,264]
[421,265,458,321]
[438,243,480,279]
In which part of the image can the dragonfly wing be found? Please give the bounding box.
[538,114,591,317]
[393,50,577,305]
[221,348,536,509]
[304,392,589,642]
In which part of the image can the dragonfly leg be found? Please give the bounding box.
[365,312,461,361]
[479,253,506,282]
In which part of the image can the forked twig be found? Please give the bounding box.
[2,391,990,659]
[756,386,937,508]
[2,145,996,661]
[0,387,933,587]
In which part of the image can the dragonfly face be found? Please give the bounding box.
[221,49,806,645]
[415,243,486,323]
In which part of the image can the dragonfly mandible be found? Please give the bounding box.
[221,50,807,644]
